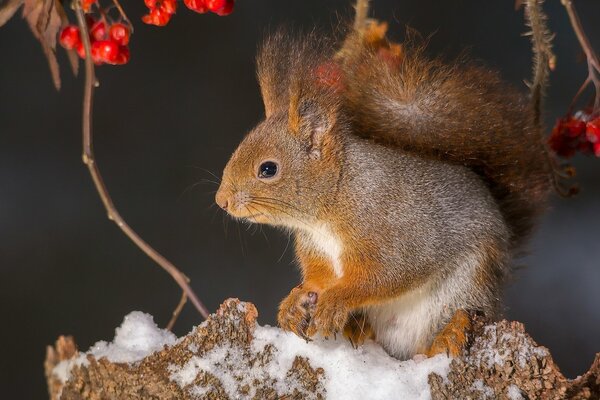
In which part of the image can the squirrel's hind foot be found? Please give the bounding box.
[343,312,375,348]
[426,309,471,358]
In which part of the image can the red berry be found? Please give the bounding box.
[142,8,173,26]
[549,117,579,158]
[109,23,130,46]
[215,0,234,16]
[160,0,177,15]
[91,40,120,64]
[184,0,208,13]
[142,0,177,26]
[59,26,81,50]
[586,118,600,143]
[594,142,600,157]
[76,42,86,59]
[563,117,586,138]
[113,46,131,65]
[90,21,106,42]
[205,0,226,12]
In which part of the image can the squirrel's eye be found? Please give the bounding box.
[258,161,279,179]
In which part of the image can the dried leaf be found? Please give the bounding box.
[0,0,24,27]
[23,0,63,89]
[55,0,78,76]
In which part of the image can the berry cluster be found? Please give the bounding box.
[185,0,234,16]
[142,0,234,26]
[142,0,177,26]
[59,17,131,65]
[549,110,600,158]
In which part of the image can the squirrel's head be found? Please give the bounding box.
[216,31,345,228]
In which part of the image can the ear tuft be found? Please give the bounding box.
[289,96,335,155]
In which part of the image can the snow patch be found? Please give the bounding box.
[471,379,494,399]
[507,384,524,400]
[53,311,176,383]
[471,325,548,369]
[169,325,451,400]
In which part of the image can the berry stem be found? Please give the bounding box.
[74,0,210,325]
[110,0,133,31]
[561,0,600,115]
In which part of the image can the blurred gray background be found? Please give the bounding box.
[1,0,599,398]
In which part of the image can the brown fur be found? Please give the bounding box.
[338,29,553,248]
[215,25,549,358]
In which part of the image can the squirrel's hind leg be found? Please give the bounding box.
[343,312,375,348]
[426,309,472,358]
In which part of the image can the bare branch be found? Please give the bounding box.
[110,0,133,31]
[166,291,188,331]
[73,0,209,320]
[524,0,555,127]
[561,0,600,113]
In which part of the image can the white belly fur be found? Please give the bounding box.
[364,252,482,359]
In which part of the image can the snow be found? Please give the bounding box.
[471,379,494,399]
[169,325,451,400]
[88,311,177,363]
[53,311,176,383]
[53,309,451,399]
[471,325,548,369]
[507,384,524,400]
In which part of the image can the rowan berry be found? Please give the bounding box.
[109,23,130,46]
[91,40,120,64]
[184,0,208,13]
[114,46,131,65]
[215,0,234,16]
[143,0,177,26]
[142,7,173,26]
[205,0,226,12]
[90,20,106,42]
[59,26,81,50]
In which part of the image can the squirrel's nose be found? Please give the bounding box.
[215,190,229,211]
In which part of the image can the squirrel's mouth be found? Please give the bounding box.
[230,210,267,223]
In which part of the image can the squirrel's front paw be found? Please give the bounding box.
[306,292,349,339]
[277,286,318,340]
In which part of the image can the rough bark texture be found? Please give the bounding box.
[428,317,600,399]
[45,299,599,400]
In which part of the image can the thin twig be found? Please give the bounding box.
[522,0,571,195]
[74,1,209,320]
[561,0,600,113]
[110,0,133,31]
[166,291,188,331]
[524,0,554,128]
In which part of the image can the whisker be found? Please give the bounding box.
[197,167,222,183]
[236,221,245,256]
[249,199,311,229]
[277,230,292,263]
[251,196,308,215]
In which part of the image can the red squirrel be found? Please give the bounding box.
[215,6,552,359]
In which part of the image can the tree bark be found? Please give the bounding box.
[45,299,599,400]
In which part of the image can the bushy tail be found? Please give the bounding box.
[337,1,554,249]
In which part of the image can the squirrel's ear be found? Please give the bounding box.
[288,94,336,159]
